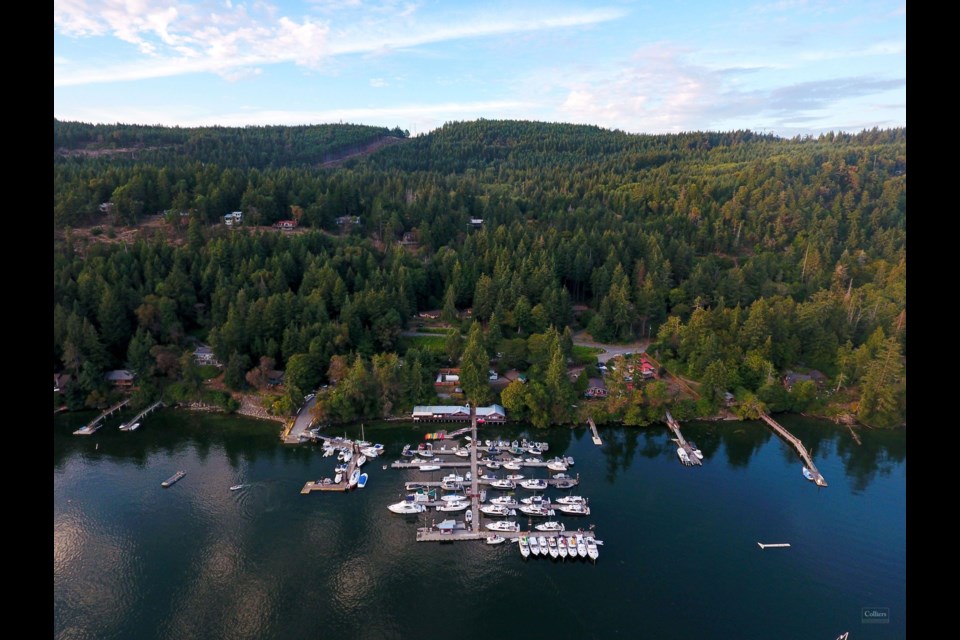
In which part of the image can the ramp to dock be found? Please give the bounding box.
[759,412,827,487]
[587,417,602,446]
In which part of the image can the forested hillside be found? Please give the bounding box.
[53,119,906,427]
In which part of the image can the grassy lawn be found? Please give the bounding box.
[571,345,604,365]
[401,335,447,356]
[198,365,222,380]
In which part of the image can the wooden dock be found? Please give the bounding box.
[300,444,361,493]
[664,411,702,466]
[759,412,827,487]
[119,400,164,430]
[587,417,603,446]
[73,398,131,435]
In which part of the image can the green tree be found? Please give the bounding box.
[460,323,492,406]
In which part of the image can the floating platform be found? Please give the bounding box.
[757,542,791,549]
[161,471,186,488]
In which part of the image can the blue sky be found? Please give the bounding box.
[54,0,905,137]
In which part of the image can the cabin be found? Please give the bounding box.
[335,216,361,226]
[782,370,827,391]
[193,344,220,367]
[468,218,484,228]
[105,369,135,388]
[585,378,607,398]
[418,310,441,320]
[412,404,507,423]
[266,370,285,386]
[224,211,242,226]
[434,368,461,387]
[274,220,298,230]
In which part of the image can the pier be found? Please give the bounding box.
[664,411,702,466]
[759,412,827,487]
[73,398,131,435]
[300,442,362,493]
[587,417,603,446]
[120,400,164,430]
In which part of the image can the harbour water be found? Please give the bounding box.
[54,410,906,639]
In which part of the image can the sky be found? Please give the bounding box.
[53,0,906,137]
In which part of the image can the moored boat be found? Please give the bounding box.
[519,479,548,490]
[547,536,559,559]
[486,535,506,545]
[688,441,704,460]
[230,484,244,491]
[489,479,516,490]
[557,503,590,516]
[677,447,690,465]
[557,536,569,559]
[576,534,587,558]
[802,466,815,481]
[529,536,540,556]
[586,537,599,561]
[419,464,441,471]
[436,500,469,512]
[357,473,368,488]
[554,495,586,505]
[535,521,565,532]
[518,535,530,557]
[348,469,361,488]
[485,520,520,532]
[387,500,426,514]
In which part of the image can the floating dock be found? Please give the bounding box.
[664,411,702,466]
[300,444,361,493]
[161,470,186,487]
[759,412,827,487]
[120,400,164,431]
[73,398,131,435]
[757,542,791,549]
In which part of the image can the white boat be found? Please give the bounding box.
[480,504,516,517]
[400,444,413,457]
[417,449,434,458]
[360,447,380,458]
[485,461,501,470]
[554,495,586,505]
[489,496,518,507]
[538,536,549,556]
[465,509,473,524]
[505,473,524,481]
[479,473,498,481]
[535,521,565,532]
[230,484,244,491]
[677,447,691,465]
[528,536,540,556]
[123,422,140,431]
[489,479,516,490]
[567,535,577,556]
[334,472,343,484]
[546,461,568,472]
[348,469,360,488]
[558,536,569,558]
[557,503,590,516]
[554,479,577,489]
[520,496,550,506]
[440,494,466,503]
[440,480,464,491]
[586,537,599,561]
[802,466,815,481]
[486,535,506,545]
[527,446,543,455]
[436,500,469,512]
[519,504,555,517]
[441,473,465,483]
[355,454,367,468]
[502,461,522,471]
[485,520,520,532]
[576,534,588,558]
[455,448,470,458]
[419,465,441,471]
[387,500,426,514]
[342,450,353,462]
[518,536,530,557]
[688,441,704,460]
[519,479,548,490]
[547,536,559,559]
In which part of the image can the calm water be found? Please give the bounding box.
[54,410,905,640]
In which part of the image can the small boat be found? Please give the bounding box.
[520,495,549,505]
[440,493,466,503]
[480,504,516,517]
[502,461,522,471]
[554,495,586,505]
[161,471,186,487]
[357,473,368,488]
[576,534,588,558]
[527,446,543,455]
[334,472,343,484]
[465,509,473,524]
[519,504,555,517]
[355,454,367,468]
[554,479,577,489]
[518,536,530,557]
[348,469,360,488]
[401,444,414,457]
[505,473,524,481]
[677,447,691,465]
[557,503,590,516]
[441,473,465,483]
[489,496,518,507]
[486,535,506,545]
[440,480,464,491]
[557,536,569,559]
[125,422,140,431]
[546,461,568,472]
[528,536,540,556]
[519,479,548,490]
[802,466,815,481]
[455,448,470,458]
[485,461,501,470]
[537,536,549,557]
[547,536,559,559]
[586,537,599,561]
[535,521,565,532]
[485,520,520,532]
[387,500,426,514]
[419,465,441,472]
[489,479,516,490]
[688,441,704,460]
[436,501,469,512]
[230,484,244,491]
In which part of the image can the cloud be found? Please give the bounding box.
[554,44,905,134]
[369,78,387,87]
[55,1,626,86]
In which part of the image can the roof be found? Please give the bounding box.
[412,404,506,417]
[194,345,214,355]
[105,369,135,382]
[588,378,606,390]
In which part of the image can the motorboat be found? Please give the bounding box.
[502,461,522,471]
[486,535,506,545]
[557,503,590,516]
[537,536,549,557]
[528,536,540,556]
[505,473,524,481]
[688,441,704,460]
[455,448,470,458]
[479,473,498,481]
[419,465,441,472]
[677,447,691,465]
[519,504,555,517]
[535,521,565,532]
[387,500,426,514]
[489,479,516,490]
[523,457,542,464]
[520,495,549,506]
[465,509,473,525]
[440,494,467,503]
[555,495,586,505]
[123,422,140,431]
[355,454,367,468]
[557,536,568,559]
[485,520,520,532]
[357,473,368,488]
[230,484,244,491]
[519,479,548,490]
[485,461,501,470]
[586,537,599,561]
[360,447,380,458]
[436,500,469,512]
[547,536,559,559]
[526,446,543,455]
[440,480,464,491]
[803,466,815,481]
[334,472,343,484]
[518,536,530,557]
[401,444,414,457]
[576,534,588,558]
[554,479,577,489]
[441,473,465,483]
[480,504,516,517]
[489,496,518,507]
[348,469,361,488]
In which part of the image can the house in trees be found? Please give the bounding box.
[782,370,827,391]
[585,378,607,398]
[274,220,298,230]
[336,216,361,225]
[434,368,461,388]
[224,211,243,226]
[468,218,484,228]
[105,369,135,388]
[193,344,220,367]
[266,370,285,386]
